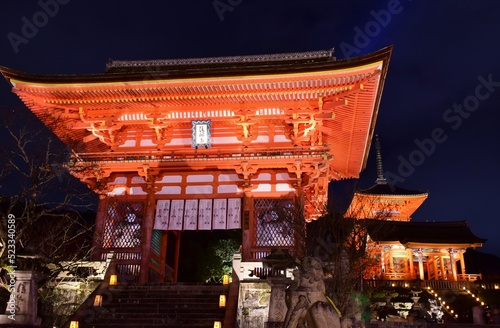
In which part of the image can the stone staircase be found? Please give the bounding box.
[71,283,229,328]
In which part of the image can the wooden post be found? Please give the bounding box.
[380,247,386,276]
[417,250,425,280]
[449,249,458,281]
[433,256,439,280]
[459,249,466,275]
[407,249,414,279]
[432,256,437,280]
[139,190,155,283]
[92,195,108,260]
[173,231,181,282]
[241,194,252,261]
[159,230,168,282]
[440,255,447,280]
[388,249,394,274]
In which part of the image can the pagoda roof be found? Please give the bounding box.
[365,220,486,247]
[356,183,428,197]
[0,47,390,83]
[0,47,392,183]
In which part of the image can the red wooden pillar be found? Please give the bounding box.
[173,231,181,282]
[139,190,156,283]
[159,231,168,282]
[241,194,252,261]
[92,195,108,260]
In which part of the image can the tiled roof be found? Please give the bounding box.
[358,183,427,196]
[105,50,335,73]
[365,220,487,245]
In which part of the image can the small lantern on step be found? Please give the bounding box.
[109,274,118,286]
[222,274,230,285]
[214,321,222,328]
[69,321,79,328]
[219,295,226,308]
[94,295,103,307]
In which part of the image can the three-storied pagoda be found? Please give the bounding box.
[345,136,428,221]
[346,137,486,281]
[1,47,392,282]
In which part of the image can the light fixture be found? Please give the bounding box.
[69,321,79,328]
[214,321,222,328]
[109,274,118,286]
[219,295,226,308]
[222,274,230,285]
[94,295,103,307]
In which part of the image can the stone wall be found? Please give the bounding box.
[237,281,271,328]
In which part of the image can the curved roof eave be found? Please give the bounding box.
[0,46,393,85]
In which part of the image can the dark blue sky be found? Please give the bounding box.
[1,1,499,255]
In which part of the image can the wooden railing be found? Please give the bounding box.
[251,250,271,260]
[456,273,482,281]
[248,246,297,262]
[250,266,287,278]
[363,276,492,291]
[100,250,142,283]
[381,272,416,280]
[378,272,482,282]
[71,146,327,164]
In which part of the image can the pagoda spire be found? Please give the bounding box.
[375,135,387,184]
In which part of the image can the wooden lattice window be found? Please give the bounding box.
[103,201,144,248]
[151,229,162,256]
[253,198,295,247]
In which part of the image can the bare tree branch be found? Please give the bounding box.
[0,116,97,293]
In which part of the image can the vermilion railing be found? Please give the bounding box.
[69,146,328,164]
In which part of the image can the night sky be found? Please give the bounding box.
[1,1,499,255]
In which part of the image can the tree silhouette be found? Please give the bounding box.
[0,115,97,325]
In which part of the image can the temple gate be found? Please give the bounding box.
[1,47,392,282]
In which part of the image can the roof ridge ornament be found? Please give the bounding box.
[375,134,388,185]
[106,49,335,69]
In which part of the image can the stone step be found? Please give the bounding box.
[108,294,222,301]
[76,283,227,328]
[80,316,224,326]
[81,323,219,328]
[107,297,219,308]
[110,283,228,291]
[94,308,225,316]
[94,306,225,315]
[108,292,224,299]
